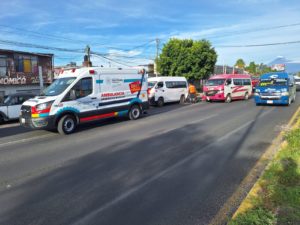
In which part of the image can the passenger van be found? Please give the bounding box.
[0,93,35,124]
[20,67,149,134]
[202,74,252,103]
[254,72,296,106]
[148,76,188,106]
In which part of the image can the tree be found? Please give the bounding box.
[235,59,245,69]
[246,61,257,75]
[157,38,217,80]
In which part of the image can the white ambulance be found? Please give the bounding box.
[20,67,149,134]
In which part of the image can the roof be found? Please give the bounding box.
[210,74,251,79]
[260,72,289,79]
[148,76,187,81]
[0,49,53,57]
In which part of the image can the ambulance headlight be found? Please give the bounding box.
[36,101,54,111]
[281,92,289,96]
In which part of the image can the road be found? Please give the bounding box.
[0,95,299,225]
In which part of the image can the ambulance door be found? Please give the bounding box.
[62,76,96,112]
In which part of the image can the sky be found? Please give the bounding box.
[0,0,300,67]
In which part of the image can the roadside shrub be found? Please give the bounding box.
[228,207,276,225]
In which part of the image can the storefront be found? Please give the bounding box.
[0,49,54,99]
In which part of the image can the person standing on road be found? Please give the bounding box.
[188,83,197,103]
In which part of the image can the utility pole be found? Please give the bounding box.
[85,45,91,67]
[155,38,160,77]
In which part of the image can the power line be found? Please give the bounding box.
[91,53,132,67]
[0,39,84,53]
[217,40,300,48]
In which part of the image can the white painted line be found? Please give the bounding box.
[0,123,20,129]
[0,134,56,148]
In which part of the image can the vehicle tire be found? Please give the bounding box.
[0,115,4,124]
[244,92,249,100]
[157,97,164,107]
[179,95,185,104]
[57,114,77,135]
[225,94,232,103]
[129,104,141,120]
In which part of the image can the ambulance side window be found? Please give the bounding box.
[63,77,93,101]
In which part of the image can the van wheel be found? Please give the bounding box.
[129,104,141,120]
[157,97,164,107]
[225,94,232,103]
[0,115,4,124]
[180,95,185,104]
[244,92,249,100]
[57,115,77,135]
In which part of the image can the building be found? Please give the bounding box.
[0,49,54,98]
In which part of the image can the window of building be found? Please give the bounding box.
[0,55,7,77]
[14,54,38,73]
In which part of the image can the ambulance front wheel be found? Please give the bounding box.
[129,104,141,120]
[57,114,77,135]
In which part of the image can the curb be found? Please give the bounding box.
[209,106,300,225]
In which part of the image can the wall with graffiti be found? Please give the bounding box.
[0,50,53,85]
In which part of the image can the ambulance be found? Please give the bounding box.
[19,67,149,134]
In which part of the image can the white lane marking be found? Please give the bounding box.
[72,111,273,225]
[0,134,56,148]
[0,123,20,129]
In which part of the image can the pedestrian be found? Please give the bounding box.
[188,83,197,103]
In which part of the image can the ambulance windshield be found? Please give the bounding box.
[42,77,76,96]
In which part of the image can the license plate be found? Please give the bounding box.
[21,118,26,124]
[267,100,273,104]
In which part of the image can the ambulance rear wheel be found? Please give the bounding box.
[225,94,232,103]
[57,115,77,135]
[129,105,141,120]
[180,95,185,104]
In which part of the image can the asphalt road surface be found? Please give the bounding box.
[0,95,299,225]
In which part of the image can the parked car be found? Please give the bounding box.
[294,75,300,91]
[148,76,188,106]
[0,93,35,124]
[202,74,252,103]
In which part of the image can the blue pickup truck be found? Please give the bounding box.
[254,72,296,106]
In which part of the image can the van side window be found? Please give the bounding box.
[243,79,251,85]
[166,81,187,88]
[157,82,164,88]
[63,77,93,101]
[233,79,243,85]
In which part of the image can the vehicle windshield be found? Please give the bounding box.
[148,81,157,88]
[42,77,76,96]
[206,79,225,86]
[259,78,288,87]
[295,78,300,83]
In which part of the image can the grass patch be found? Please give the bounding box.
[228,126,300,225]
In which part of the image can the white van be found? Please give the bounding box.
[20,67,149,134]
[0,93,35,124]
[148,76,188,106]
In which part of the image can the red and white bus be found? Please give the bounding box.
[202,74,252,103]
